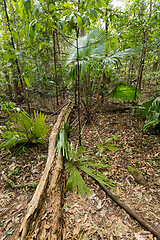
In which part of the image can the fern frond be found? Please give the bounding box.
[32,111,49,139]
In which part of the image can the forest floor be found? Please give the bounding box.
[0,87,160,240]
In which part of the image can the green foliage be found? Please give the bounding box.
[66,161,92,196]
[97,133,120,153]
[0,107,49,152]
[65,144,115,196]
[55,123,116,196]
[55,122,70,161]
[132,97,160,133]
[132,98,155,119]
[143,97,160,132]
[108,83,142,101]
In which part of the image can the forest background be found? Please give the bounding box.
[0,0,160,239]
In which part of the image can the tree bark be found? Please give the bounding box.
[3,67,13,100]
[53,30,59,106]
[14,103,74,240]
[3,0,23,92]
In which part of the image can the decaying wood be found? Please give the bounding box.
[99,182,160,240]
[14,102,74,240]
[2,173,37,188]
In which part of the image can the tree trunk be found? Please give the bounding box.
[14,103,74,240]
[76,0,81,145]
[53,30,59,106]
[10,0,30,114]
[3,67,13,100]
[3,0,23,92]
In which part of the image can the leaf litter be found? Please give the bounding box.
[0,98,159,240]
[64,99,160,240]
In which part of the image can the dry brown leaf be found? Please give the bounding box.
[134,233,146,240]
[44,224,51,230]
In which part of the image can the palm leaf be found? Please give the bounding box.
[108,83,142,101]
[65,162,91,196]
[32,111,49,139]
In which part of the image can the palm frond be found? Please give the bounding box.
[108,83,142,101]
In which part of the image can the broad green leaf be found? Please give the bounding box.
[49,3,56,11]
[88,9,97,21]
[23,0,31,13]
[75,14,83,28]
[29,21,37,43]
[4,52,11,61]
[108,83,142,101]
[24,76,30,87]
[105,144,118,151]
[97,144,104,153]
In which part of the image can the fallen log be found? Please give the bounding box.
[14,102,74,240]
[99,182,160,240]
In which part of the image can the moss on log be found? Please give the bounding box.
[127,166,147,185]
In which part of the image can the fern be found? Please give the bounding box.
[55,122,117,196]
[0,109,49,151]
[66,162,91,196]
[32,111,49,141]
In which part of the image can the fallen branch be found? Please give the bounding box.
[99,182,160,240]
[19,100,72,116]
[2,173,37,188]
[14,102,74,240]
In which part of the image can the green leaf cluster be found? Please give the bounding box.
[55,122,70,161]
[65,144,115,196]
[97,133,120,153]
[0,108,49,151]
[55,124,116,196]
[143,97,160,132]
[132,97,160,133]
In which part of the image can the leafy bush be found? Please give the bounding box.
[132,97,160,133]
[0,106,49,151]
[55,123,116,196]
[143,97,160,132]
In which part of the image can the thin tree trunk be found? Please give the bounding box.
[3,67,12,100]
[3,0,23,92]
[77,0,81,145]
[56,31,66,100]
[137,0,152,91]
[10,0,30,114]
[53,30,59,106]
[138,48,146,91]
[100,5,109,103]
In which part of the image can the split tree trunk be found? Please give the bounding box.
[14,103,74,240]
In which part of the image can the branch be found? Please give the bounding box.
[2,173,37,188]
[99,182,160,239]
